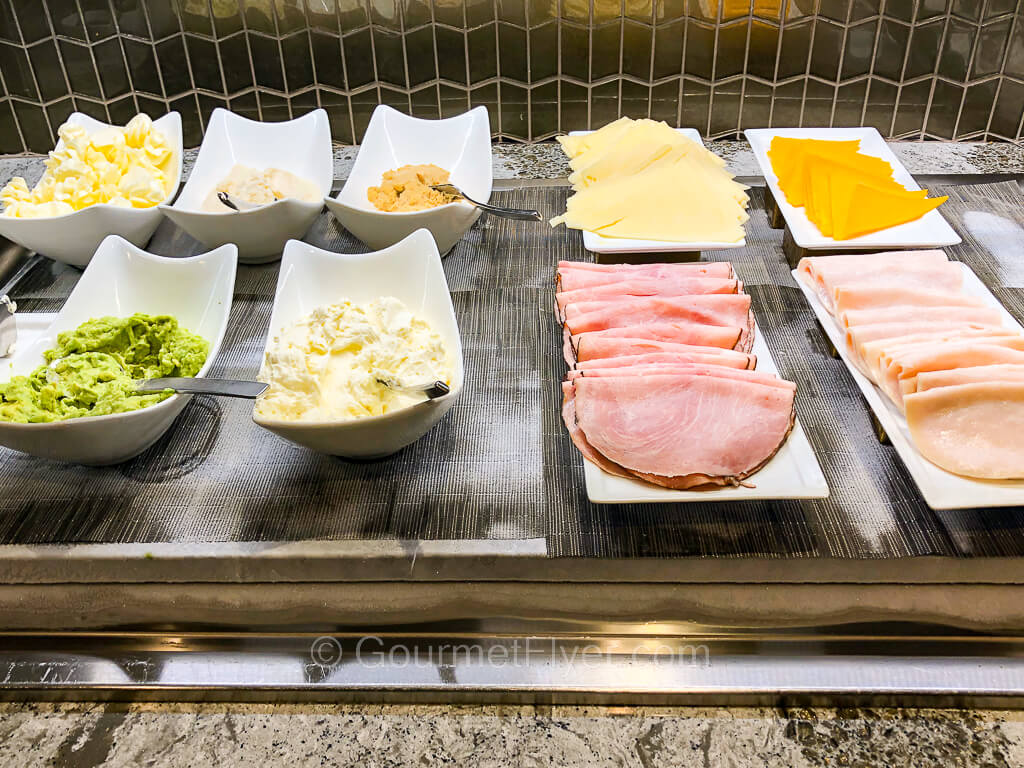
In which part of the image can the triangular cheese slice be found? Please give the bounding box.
[556,116,633,159]
[769,138,861,206]
[840,185,948,240]
[806,164,833,237]
[551,162,747,243]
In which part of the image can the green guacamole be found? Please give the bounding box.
[0,313,209,423]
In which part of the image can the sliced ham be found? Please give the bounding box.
[571,323,743,356]
[567,364,795,390]
[575,350,755,370]
[561,381,634,479]
[905,382,1024,478]
[576,336,756,365]
[573,375,795,488]
[555,277,740,320]
[840,305,1003,329]
[564,295,754,351]
[557,260,734,275]
[557,262,733,291]
[914,364,1024,393]
[832,286,986,317]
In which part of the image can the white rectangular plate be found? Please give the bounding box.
[566,128,747,255]
[795,261,1024,510]
[745,127,961,251]
[582,315,830,504]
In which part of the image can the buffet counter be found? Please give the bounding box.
[0,142,1023,708]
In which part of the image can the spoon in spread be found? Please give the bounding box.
[430,183,543,222]
[45,357,268,399]
[375,377,450,399]
[135,377,269,398]
[217,191,276,212]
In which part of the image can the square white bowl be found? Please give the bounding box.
[253,228,464,458]
[569,128,748,255]
[0,111,183,269]
[0,235,237,465]
[745,127,961,250]
[160,108,332,264]
[325,105,492,255]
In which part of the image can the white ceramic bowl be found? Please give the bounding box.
[0,235,237,465]
[325,105,492,255]
[0,112,183,269]
[253,228,464,458]
[160,108,332,264]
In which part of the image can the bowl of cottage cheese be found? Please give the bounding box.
[252,229,463,458]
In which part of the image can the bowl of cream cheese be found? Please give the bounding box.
[0,112,183,268]
[160,108,332,264]
[325,105,492,255]
[252,228,463,458]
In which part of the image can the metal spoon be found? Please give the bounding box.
[375,377,450,399]
[217,191,275,212]
[44,358,268,399]
[135,378,269,398]
[430,183,542,222]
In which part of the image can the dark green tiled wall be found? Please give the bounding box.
[1,0,1022,151]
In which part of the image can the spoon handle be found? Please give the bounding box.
[472,201,544,221]
[432,184,543,222]
[136,377,269,398]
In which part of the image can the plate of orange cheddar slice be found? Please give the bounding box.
[745,127,961,250]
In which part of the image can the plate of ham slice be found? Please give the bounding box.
[795,251,1024,510]
[557,260,829,504]
[746,127,961,251]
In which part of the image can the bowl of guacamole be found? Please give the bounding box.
[0,314,209,424]
[0,234,237,466]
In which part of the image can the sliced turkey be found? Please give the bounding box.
[905,382,1024,479]
[840,305,1003,329]
[914,364,1024,393]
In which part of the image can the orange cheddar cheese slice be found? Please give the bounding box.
[769,138,861,206]
[840,185,948,240]
[767,137,946,240]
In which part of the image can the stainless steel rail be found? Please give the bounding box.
[3,628,1024,706]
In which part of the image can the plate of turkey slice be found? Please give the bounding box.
[795,249,1024,510]
[556,260,829,504]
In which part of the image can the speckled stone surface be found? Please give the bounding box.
[2,141,1023,188]
[0,702,1020,767]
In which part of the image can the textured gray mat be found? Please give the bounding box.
[2,182,1024,558]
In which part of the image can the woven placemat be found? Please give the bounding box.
[2,182,1023,558]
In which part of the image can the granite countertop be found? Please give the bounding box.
[0,702,1021,766]
[1,139,1024,765]
[2,140,1023,186]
